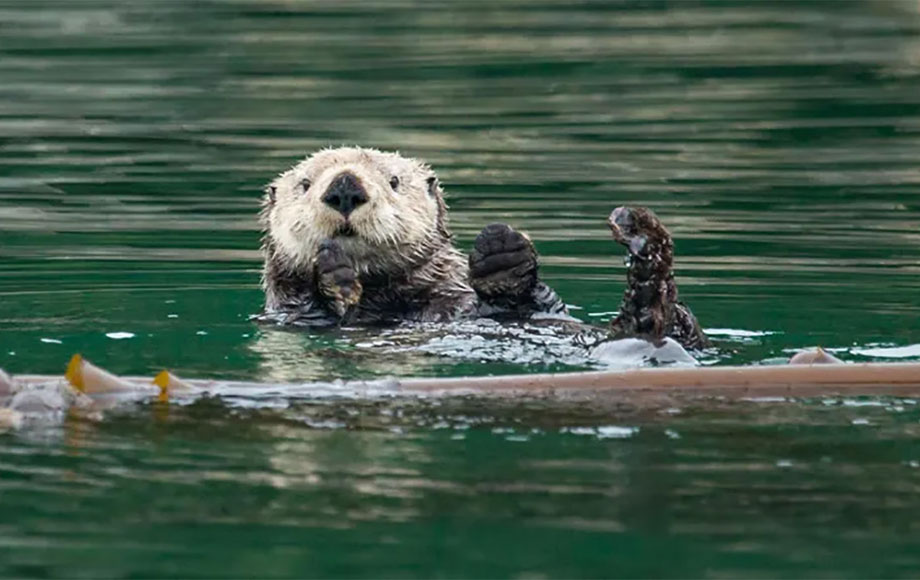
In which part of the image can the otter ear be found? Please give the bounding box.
[426,176,439,197]
[264,184,277,205]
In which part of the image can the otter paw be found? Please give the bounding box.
[607,206,671,259]
[315,240,362,318]
[469,223,538,301]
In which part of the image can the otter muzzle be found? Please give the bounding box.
[323,172,368,218]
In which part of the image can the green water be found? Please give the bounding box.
[2,0,920,577]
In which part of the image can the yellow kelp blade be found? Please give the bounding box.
[152,370,196,402]
[65,354,141,394]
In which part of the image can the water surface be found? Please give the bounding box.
[1,0,920,577]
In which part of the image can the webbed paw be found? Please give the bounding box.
[469,223,538,302]
[315,240,362,318]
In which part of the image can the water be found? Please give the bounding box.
[2,0,920,576]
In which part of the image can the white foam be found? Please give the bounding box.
[105,332,135,340]
[852,344,920,359]
[705,328,777,338]
[562,425,639,439]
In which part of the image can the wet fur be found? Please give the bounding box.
[260,147,476,324]
[258,148,706,350]
[607,207,709,349]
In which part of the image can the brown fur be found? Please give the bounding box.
[607,206,709,350]
[258,149,706,352]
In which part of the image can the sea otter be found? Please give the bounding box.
[257,147,708,350]
[258,147,566,325]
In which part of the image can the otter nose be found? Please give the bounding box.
[322,172,368,217]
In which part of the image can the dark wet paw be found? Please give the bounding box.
[607,206,671,259]
[469,223,538,301]
[315,240,362,318]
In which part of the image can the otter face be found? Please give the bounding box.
[262,147,445,270]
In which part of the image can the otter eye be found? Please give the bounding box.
[300,178,311,191]
[389,176,399,190]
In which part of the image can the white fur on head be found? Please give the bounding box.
[261,147,445,272]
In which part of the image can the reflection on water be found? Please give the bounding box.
[2,0,920,576]
[4,393,920,577]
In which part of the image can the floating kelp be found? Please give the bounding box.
[0,356,198,432]
[2,348,920,433]
[66,354,146,395]
[152,370,198,402]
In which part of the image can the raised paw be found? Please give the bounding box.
[469,223,538,302]
[315,240,362,318]
[606,206,710,350]
[607,206,674,261]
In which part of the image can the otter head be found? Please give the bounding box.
[261,147,448,272]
